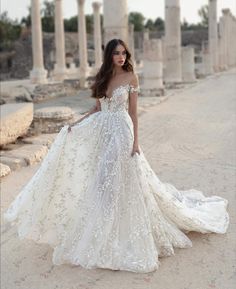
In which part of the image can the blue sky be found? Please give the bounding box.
[2,0,236,23]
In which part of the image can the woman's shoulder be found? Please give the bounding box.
[123,71,139,84]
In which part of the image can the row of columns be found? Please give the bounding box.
[30,0,103,85]
[201,2,236,75]
[30,0,235,87]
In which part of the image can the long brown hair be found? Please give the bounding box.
[91,39,134,99]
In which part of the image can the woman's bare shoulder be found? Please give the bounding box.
[128,72,139,86]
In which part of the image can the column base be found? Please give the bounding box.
[30,68,48,84]
[53,65,67,81]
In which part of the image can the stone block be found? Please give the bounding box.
[0,163,11,178]
[32,106,75,134]
[0,156,25,171]
[2,144,48,166]
[21,133,57,148]
[0,103,33,146]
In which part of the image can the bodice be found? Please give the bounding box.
[99,84,139,113]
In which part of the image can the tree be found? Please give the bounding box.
[145,19,154,31]
[154,17,165,31]
[198,4,209,27]
[64,16,77,32]
[0,11,21,50]
[85,14,94,34]
[41,0,55,32]
[129,12,145,32]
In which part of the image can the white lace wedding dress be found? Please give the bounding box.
[4,84,229,273]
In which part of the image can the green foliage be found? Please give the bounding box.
[64,16,78,32]
[129,12,145,32]
[145,19,154,30]
[144,17,164,31]
[0,11,21,51]
[41,0,55,32]
[154,17,165,31]
[85,15,94,34]
[198,4,209,27]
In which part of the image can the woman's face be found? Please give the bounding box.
[112,44,127,67]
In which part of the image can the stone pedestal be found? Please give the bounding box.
[77,0,89,88]
[32,106,76,134]
[164,0,182,83]
[181,46,196,83]
[208,0,218,72]
[142,39,164,96]
[54,0,67,81]
[30,0,47,84]
[103,0,128,44]
[92,2,102,70]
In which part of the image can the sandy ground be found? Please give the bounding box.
[1,69,236,289]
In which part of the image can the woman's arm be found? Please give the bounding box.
[128,73,140,156]
[68,99,101,131]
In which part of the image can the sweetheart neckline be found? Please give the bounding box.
[105,83,130,100]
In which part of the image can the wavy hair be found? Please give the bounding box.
[91,39,133,99]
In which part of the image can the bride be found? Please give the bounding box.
[4,38,229,273]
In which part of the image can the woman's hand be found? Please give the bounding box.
[131,142,140,156]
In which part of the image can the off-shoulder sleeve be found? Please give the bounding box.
[129,73,140,94]
[129,84,140,94]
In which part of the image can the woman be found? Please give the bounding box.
[4,39,229,273]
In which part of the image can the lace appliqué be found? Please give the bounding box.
[129,85,140,94]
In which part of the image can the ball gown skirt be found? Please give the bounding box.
[4,84,229,273]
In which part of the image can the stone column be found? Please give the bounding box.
[198,41,212,76]
[92,2,102,70]
[181,46,196,82]
[164,0,182,83]
[228,12,236,67]
[128,24,136,65]
[232,15,236,66]
[103,0,128,45]
[142,39,164,96]
[221,10,229,68]
[54,0,67,81]
[143,28,149,41]
[77,0,88,88]
[218,16,227,70]
[208,0,218,72]
[30,0,47,83]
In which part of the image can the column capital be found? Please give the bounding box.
[222,8,230,16]
[92,2,102,11]
[77,0,86,6]
[165,0,180,7]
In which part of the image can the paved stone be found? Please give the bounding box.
[1,69,236,289]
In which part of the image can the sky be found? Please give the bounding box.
[2,0,236,24]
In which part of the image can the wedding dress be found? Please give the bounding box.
[4,83,229,273]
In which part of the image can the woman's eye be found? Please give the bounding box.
[122,51,127,55]
[113,51,119,55]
